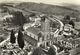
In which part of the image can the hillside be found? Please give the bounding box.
[61,3,80,12]
[15,2,80,18]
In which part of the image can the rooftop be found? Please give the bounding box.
[24,34,37,46]
[69,47,80,55]
[26,27,41,36]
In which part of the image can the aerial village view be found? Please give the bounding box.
[0,0,80,55]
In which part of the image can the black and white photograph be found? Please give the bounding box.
[0,0,80,55]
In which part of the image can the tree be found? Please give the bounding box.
[10,30,16,44]
[48,46,56,55]
[64,15,70,20]
[41,16,46,22]
[12,11,26,26]
[17,30,24,49]
[69,20,75,28]
[32,47,47,55]
[0,37,4,42]
[62,15,70,25]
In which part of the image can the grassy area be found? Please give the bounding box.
[15,2,80,17]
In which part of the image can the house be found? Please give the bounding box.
[3,15,13,22]
[29,17,36,22]
[64,24,73,31]
[63,24,73,36]
[25,27,43,42]
[74,22,80,30]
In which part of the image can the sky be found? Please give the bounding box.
[0,0,80,5]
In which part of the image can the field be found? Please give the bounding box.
[15,2,80,17]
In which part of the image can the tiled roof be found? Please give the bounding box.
[26,27,40,35]
[24,34,37,46]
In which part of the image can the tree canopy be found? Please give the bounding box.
[11,11,26,26]
[17,30,24,49]
[64,15,70,20]
[69,20,75,28]
[10,30,16,44]
[48,46,56,55]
